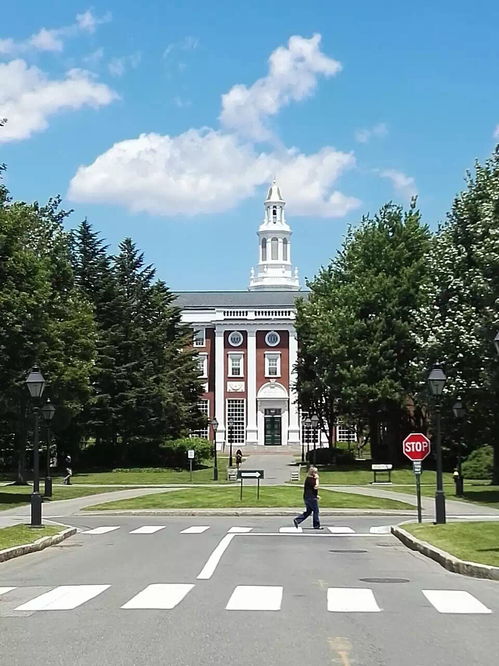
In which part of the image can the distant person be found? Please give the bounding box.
[235,449,243,468]
[293,466,323,530]
[63,455,72,485]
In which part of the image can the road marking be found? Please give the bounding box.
[279,526,302,533]
[328,527,355,534]
[423,590,492,614]
[15,585,110,611]
[130,526,166,534]
[226,585,283,611]
[197,534,235,580]
[228,527,253,533]
[327,588,381,612]
[0,587,15,596]
[181,526,210,534]
[121,584,194,609]
[83,526,120,535]
[369,525,392,534]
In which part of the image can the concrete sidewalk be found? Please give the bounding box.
[239,449,297,485]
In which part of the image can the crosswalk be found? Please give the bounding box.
[81,524,380,535]
[0,584,494,615]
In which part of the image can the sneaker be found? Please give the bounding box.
[313,526,324,530]
[293,518,299,529]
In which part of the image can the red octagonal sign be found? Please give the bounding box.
[402,432,431,461]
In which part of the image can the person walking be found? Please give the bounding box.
[63,454,72,485]
[294,466,323,530]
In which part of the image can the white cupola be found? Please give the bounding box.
[249,180,300,291]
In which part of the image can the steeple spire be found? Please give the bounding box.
[249,180,300,291]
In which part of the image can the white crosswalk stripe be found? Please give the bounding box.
[279,526,302,533]
[181,526,210,534]
[328,527,355,534]
[423,590,492,614]
[0,587,15,596]
[327,588,381,612]
[82,526,120,535]
[228,527,253,533]
[226,586,283,611]
[130,526,166,534]
[122,584,194,609]
[15,585,110,611]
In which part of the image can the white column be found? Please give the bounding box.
[287,329,300,445]
[214,326,225,449]
[246,328,258,445]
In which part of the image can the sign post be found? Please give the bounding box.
[187,449,195,483]
[237,469,264,500]
[403,433,431,524]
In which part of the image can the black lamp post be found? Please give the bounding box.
[228,417,234,468]
[41,399,55,498]
[211,417,219,481]
[25,365,46,527]
[311,414,320,465]
[304,416,311,461]
[427,364,447,524]
[452,398,465,497]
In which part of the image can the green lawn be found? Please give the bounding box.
[0,484,132,511]
[387,482,499,508]
[0,524,63,550]
[87,486,414,511]
[403,521,499,568]
[291,466,455,486]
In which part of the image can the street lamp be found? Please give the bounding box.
[427,364,447,524]
[311,414,320,465]
[452,398,466,497]
[211,417,219,481]
[25,365,46,527]
[41,399,55,498]
[304,416,312,462]
[228,417,234,468]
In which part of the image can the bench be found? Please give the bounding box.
[291,469,301,482]
[227,468,238,482]
[371,463,393,484]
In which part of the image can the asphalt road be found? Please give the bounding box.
[1,516,499,666]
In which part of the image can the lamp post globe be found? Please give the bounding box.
[210,417,219,481]
[41,399,55,498]
[427,364,447,524]
[25,366,46,527]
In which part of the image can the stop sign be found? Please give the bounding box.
[402,433,431,461]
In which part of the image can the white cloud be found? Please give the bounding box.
[68,130,359,217]
[379,169,417,201]
[494,125,499,139]
[163,36,199,60]
[83,47,105,67]
[0,59,118,143]
[0,10,110,56]
[69,34,359,219]
[220,34,341,141]
[108,52,141,77]
[355,122,388,143]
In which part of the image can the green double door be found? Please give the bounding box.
[264,408,282,445]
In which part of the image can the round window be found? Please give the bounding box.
[228,331,243,347]
[265,331,280,347]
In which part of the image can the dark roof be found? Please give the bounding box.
[174,290,309,309]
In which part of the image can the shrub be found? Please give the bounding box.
[461,445,493,480]
[306,447,356,466]
[160,437,212,469]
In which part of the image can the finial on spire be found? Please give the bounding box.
[265,179,284,203]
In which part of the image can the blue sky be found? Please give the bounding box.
[1,1,498,290]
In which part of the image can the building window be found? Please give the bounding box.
[272,206,277,223]
[261,238,267,261]
[227,399,245,444]
[191,400,209,439]
[265,352,281,377]
[337,424,356,443]
[193,328,205,347]
[271,237,278,260]
[228,352,244,377]
[283,238,288,261]
[265,331,280,347]
[197,353,208,378]
[301,412,313,445]
[228,330,243,347]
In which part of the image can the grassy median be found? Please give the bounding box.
[0,485,133,511]
[0,524,63,551]
[87,486,414,511]
[403,521,499,568]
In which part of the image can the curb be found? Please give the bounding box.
[391,525,499,581]
[80,508,416,517]
[0,525,77,564]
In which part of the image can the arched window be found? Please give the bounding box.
[261,238,267,261]
[283,238,288,261]
[271,237,278,260]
